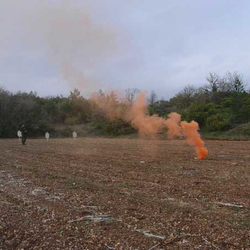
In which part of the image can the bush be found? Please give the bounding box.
[37,120,54,133]
[182,102,217,127]
[65,116,81,125]
[205,115,231,132]
[61,126,73,137]
[94,118,135,136]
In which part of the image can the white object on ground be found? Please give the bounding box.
[45,132,50,141]
[73,131,77,140]
[17,130,22,140]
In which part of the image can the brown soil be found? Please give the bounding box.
[0,138,249,249]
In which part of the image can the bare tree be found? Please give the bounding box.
[170,85,197,109]
[147,91,158,105]
[205,73,220,93]
[222,72,245,93]
[125,88,139,105]
[181,85,196,97]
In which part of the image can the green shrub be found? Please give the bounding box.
[205,115,231,132]
[94,118,135,136]
[61,126,73,137]
[182,102,217,127]
[65,116,81,125]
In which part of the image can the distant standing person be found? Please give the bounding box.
[20,124,27,145]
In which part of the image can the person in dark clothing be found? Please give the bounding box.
[20,124,27,145]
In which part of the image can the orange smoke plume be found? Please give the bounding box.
[91,91,128,121]
[165,112,182,138]
[91,91,208,160]
[180,121,208,160]
[129,94,208,159]
[129,93,165,137]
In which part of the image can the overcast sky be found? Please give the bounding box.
[0,0,250,99]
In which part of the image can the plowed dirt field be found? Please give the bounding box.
[0,138,249,249]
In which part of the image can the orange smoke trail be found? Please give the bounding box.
[164,112,182,138]
[91,91,208,160]
[130,94,208,159]
[129,94,182,138]
[129,93,165,137]
[91,91,128,121]
[180,121,208,160]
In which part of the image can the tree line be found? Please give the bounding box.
[0,71,249,138]
[169,72,250,132]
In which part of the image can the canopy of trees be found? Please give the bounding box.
[0,71,249,138]
[170,72,250,131]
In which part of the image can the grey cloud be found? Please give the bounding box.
[0,0,250,98]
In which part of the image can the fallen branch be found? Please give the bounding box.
[68,214,118,223]
[164,235,180,245]
[215,202,243,208]
[149,242,161,250]
[46,195,60,201]
[105,244,116,250]
[68,217,86,223]
[31,188,47,196]
[135,229,165,240]
[83,206,98,209]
